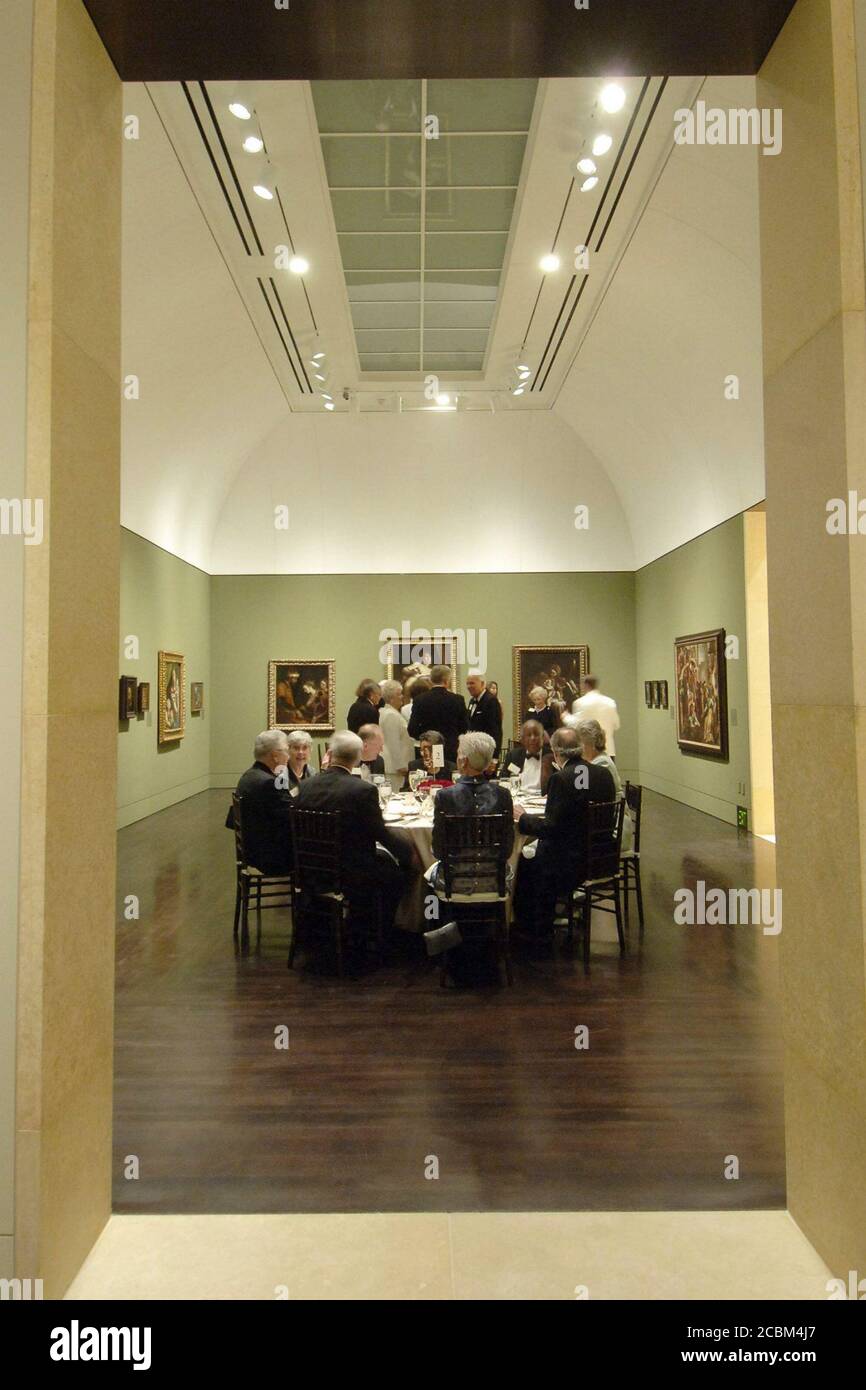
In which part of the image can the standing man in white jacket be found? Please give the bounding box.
[570,674,621,759]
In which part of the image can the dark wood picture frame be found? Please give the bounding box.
[137,681,150,715]
[119,675,137,720]
[512,645,590,739]
[675,628,728,759]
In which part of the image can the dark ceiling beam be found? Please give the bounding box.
[83,0,797,82]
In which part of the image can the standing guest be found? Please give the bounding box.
[379,679,415,789]
[526,685,558,738]
[512,727,615,937]
[228,729,294,875]
[295,730,414,934]
[571,674,621,759]
[499,720,555,793]
[285,729,316,794]
[408,665,468,763]
[347,678,382,734]
[358,724,386,780]
[401,675,431,724]
[403,730,457,787]
[466,673,503,753]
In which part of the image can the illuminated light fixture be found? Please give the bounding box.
[314,373,326,383]
[321,393,332,401]
[253,185,273,200]
[539,253,560,273]
[517,363,530,374]
[436,393,450,406]
[514,387,525,396]
[324,401,335,411]
[600,83,626,113]
[312,351,325,361]
[229,102,251,120]
[581,176,599,192]
[576,157,597,175]
[242,135,264,154]
[593,133,613,156]
[288,255,309,274]
[518,368,531,380]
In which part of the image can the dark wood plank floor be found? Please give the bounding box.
[113,790,784,1213]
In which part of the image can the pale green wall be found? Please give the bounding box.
[117,530,211,827]
[635,515,751,825]
[209,572,638,784]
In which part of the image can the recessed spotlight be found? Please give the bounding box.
[436,393,450,406]
[324,401,335,411]
[229,103,251,120]
[314,373,326,382]
[253,185,273,200]
[322,393,333,401]
[593,133,613,156]
[517,364,530,373]
[243,135,264,154]
[581,176,599,192]
[514,387,525,396]
[600,83,626,114]
[518,369,531,380]
[312,351,325,361]
[288,255,309,274]
[539,253,560,273]
[576,158,597,176]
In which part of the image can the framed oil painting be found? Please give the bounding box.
[190,681,204,713]
[644,680,653,708]
[137,681,150,715]
[268,660,335,733]
[675,629,728,759]
[652,680,661,708]
[512,645,590,738]
[158,651,185,744]
[660,679,669,710]
[119,676,137,720]
[383,635,459,686]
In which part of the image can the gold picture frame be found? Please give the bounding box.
[158,651,185,744]
[511,644,590,738]
[268,659,335,734]
[384,635,459,685]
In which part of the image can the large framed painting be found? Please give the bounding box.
[675,629,728,759]
[268,660,335,733]
[512,645,590,738]
[384,636,459,686]
[158,651,185,744]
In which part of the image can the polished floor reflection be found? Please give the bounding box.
[113,789,784,1213]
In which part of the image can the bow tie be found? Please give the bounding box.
[525,753,540,761]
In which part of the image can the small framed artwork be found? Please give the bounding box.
[660,679,669,710]
[512,645,590,738]
[644,680,653,708]
[675,628,728,760]
[190,682,204,713]
[384,635,459,686]
[652,680,661,708]
[119,676,137,721]
[137,681,150,715]
[158,650,185,744]
[268,660,335,733]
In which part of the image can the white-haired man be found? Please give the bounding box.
[431,732,514,863]
[296,729,414,932]
[229,729,294,875]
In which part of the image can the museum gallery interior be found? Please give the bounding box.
[3,0,866,1309]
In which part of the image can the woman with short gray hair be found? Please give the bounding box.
[575,718,622,798]
[285,728,315,793]
[379,678,415,789]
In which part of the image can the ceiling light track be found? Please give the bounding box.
[198,81,264,256]
[257,278,308,395]
[180,81,252,256]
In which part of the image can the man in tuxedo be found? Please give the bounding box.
[358,724,386,780]
[295,730,414,932]
[512,727,615,936]
[230,729,294,875]
[466,673,503,754]
[408,664,468,763]
[499,720,555,793]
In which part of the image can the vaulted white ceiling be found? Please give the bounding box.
[121,74,765,573]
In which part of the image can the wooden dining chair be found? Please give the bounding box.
[432,812,513,986]
[289,808,383,976]
[621,781,645,933]
[231,794,292,945]
[566,798,626,974]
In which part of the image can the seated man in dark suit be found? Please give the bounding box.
[408,664,468,763]
[229,729,294,875]
[431,732,514,864]
[358,724,386,781]
[512,726,615,937]
[499,719,555,793]
[403,730,457,787]
[295,729,414,933]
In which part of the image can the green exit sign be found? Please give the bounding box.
[737,805,748,830]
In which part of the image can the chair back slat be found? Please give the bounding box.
[440,813,510,898]
[584,799,625,881]
[231,793,247,867]
[624,781,643,854]
[292,808,342,894]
